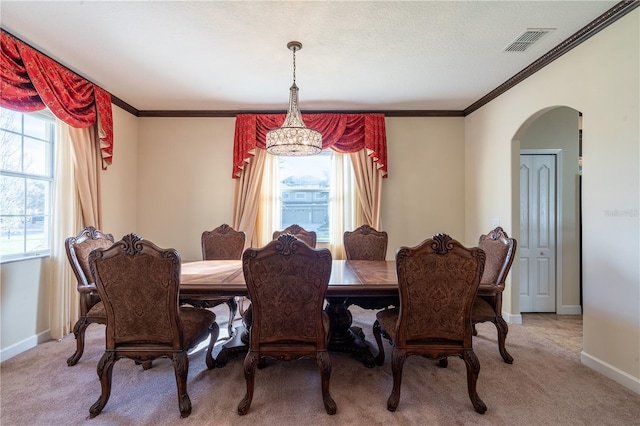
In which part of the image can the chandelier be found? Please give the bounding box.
[266,41,322,156]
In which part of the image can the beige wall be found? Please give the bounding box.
[383,117,466,256]
[133,116,465,262]
[101,105,139,238]
[0,257,50,359]
[466,10,639,390]
[136,117,237,261]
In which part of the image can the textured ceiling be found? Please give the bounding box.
[0,1,620,112]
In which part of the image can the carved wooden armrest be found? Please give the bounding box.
[78,283,98,294]
[477,283,503,296]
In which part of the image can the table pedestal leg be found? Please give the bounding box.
[213,298,379,368]
[214,306,251,367]
[325,297,376,368]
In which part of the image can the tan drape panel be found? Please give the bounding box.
[49,122,84,339]
[68,126,102,229]
[232,149,267,249]
[350,149,383,229]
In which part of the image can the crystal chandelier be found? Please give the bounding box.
[266,41,322,156]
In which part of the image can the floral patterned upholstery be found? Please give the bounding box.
[372,233,487,414]
[238,234,336,415]
[88,234,219,419]
[343,225,388,261]
[472,226,517,363]
[181,224,246,338]
[273,224,317,248]
[64,226,114,366]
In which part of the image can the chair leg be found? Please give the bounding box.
[173,351,192,418]
[372,320,385,366]
[494,316,514,364]
[237,351,259,415]
[67,317,89,366]
[461,350,487,414]
[89,351,116,418]
[317,351,337,415]
[226,297,238,338]
[387,347,406,412]
[206,322,220,369]
[472,323,478,336]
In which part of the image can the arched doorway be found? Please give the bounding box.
[511,106,582,315]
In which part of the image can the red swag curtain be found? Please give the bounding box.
[233,113,388,178]
[1,30,113,169]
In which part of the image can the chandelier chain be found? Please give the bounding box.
[292,46,297,85]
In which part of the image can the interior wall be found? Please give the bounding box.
[101,105,139,239]
[520,106,581,313]
[137,117,237,261]
[465,10,639,391]
[134,116,466,262]
[0,257,49,360]
[383,117,466,256]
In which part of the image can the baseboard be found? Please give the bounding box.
[557,304,582,315]
[581,351,640,395]
[0,330,51,363]
[502,311,522,324]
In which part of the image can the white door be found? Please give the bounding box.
[520,154,557,312]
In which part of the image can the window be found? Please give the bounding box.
[0,108,55,261]
[277,150,355,243]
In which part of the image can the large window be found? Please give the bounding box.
[0,107,55,261]
[277,150,355,243]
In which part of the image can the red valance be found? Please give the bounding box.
[1,30,113,169]
[233,113,388,178]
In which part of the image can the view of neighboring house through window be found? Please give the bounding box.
[0,107,55,261]
[277,150,355,243]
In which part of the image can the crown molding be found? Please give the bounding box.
[133,109,466,118]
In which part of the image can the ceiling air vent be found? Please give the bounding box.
[504,28,554,52]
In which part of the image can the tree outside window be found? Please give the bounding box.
[0,108,54,261]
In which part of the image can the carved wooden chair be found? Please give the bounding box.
[88,234,219,419]
[372,234,487,414]
[472,226,517,363]
[272,224,317,248]
[64,226,114,366]
[238,234,336,415]
[343,224,388,260]
[180,224,245,338]
[342,224,397,310]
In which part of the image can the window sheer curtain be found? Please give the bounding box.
[232,113,387,257]
[328,153,357,259]
[1,30,111,339]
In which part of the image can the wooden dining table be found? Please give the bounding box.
[180,259,399,368]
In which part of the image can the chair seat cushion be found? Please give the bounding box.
[179,307,216,348]
[87,300,106,318]
[472,296,496,319]
[376,307,399,340]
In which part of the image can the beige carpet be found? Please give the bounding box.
[2,305,639,426]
